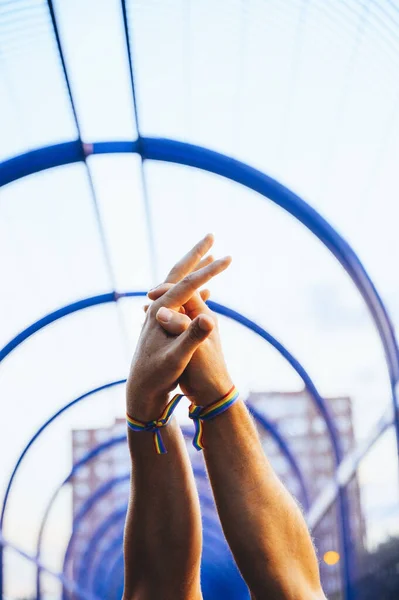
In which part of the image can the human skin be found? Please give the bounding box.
[123,235,231,600]
[149,238,327,600]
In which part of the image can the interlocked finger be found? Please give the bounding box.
[143,288,210,314]
[155,256,231,310]
[164,234,214,284]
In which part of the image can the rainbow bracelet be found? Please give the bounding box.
[126,393,183,454]
[188,385,240,451]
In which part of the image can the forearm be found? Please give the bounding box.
[123,416,202,600]
[202,399,324,600]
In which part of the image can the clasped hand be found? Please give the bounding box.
[126,234,233,421]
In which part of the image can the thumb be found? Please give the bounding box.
[156,306,191,335]
[172,314,214,362]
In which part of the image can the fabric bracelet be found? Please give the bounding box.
[126,393,183,454]
[188,385,240,451]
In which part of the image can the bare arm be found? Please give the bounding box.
[199,397,325,600]
[123,235,231,600]
[123,416,202,600]
[149,247,326,600]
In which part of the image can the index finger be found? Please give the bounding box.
[156,256,232,309]
[164,233,214,284]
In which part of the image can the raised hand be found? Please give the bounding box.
[147,234,233,407]
[126,235,231,420]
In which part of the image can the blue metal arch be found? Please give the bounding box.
[2,138,394,598]
[89,522,231,599]
[0,295,316,534]
[75,504,227,596]
[60,464,221,599]
[80,515,233,600]
[0,293,341,465]
[90,523,232,600]
[27,403,309,597]
[77,507,127,591]
[28,403,309,596]
[0,137,397,395]
[86,528,239,600]
[0,298,338,596]
[92,528,241,600]
[30,423,226,598]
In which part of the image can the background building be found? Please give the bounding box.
[248,390,365,599]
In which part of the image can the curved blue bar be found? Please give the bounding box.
[61,473,131,592]
[77,506,128,590]
[1,138,396,389]
[0,295,338,596]
[2,298,324,594]
[90,516,230,599]
[80,512,230,598]
[0,292,142,364]
[77,509,229,595]
[141,137,399,387]
[0,141,84,187]
[209,299,342,464]
[25,395,307,597]
[0,379,126,529]
[61,464,219,596]
[1,295,314,532]
[2,136,390,597]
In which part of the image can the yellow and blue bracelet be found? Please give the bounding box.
[126,393,183,454]
[188,385,240,451]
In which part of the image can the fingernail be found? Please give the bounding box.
[149,283,162,293]
[157,307,172,323]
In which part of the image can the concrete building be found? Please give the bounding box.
[248,390,364,599]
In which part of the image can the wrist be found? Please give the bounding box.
[187,376,234,407]
[126,387,169,422]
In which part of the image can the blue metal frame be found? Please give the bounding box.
[31,418,305,596]
[0,296,315,528]
[0,293,340,470]
[0,138,397,391]
[100,541,242,600]
[29,409,256,598]
[1,138,398,599]
[59,464,220,599]
[0,294,342,596]
[0,139,397,385]
[90,519,231,599]
[24,400,307,596]
[76,511,232,599]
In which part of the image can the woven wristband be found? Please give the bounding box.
[188,385,240,451]
[126,393,183,454]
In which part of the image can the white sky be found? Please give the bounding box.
[1,0,399,596]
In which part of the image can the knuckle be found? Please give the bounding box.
[188,322,202,341]
[194,247,203,261]
[182,273,195,287]
[147,303,158,319]
[164,348,179,368]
